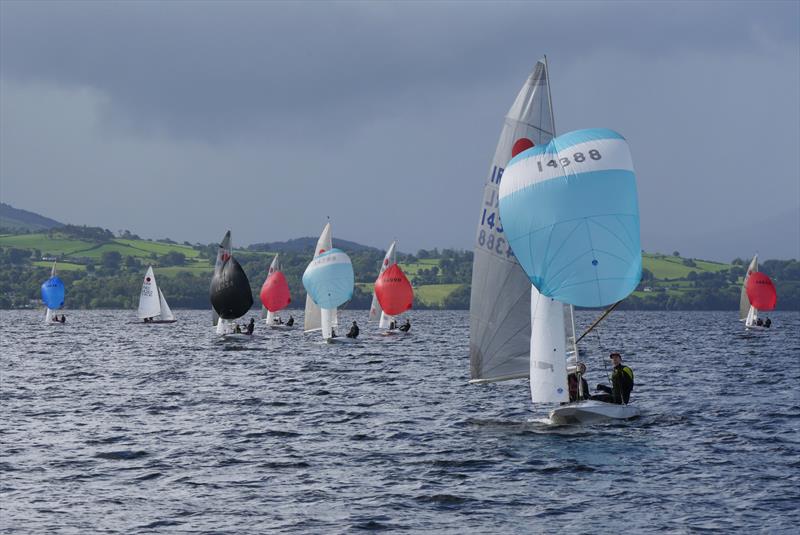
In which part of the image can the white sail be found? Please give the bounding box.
[138,266,161,319]
[564,304,578,359]
[530,287,569,404]
[321,308,335,339]
[157,287,175,321]
[213,231,232,326]
[470,58,556,383]
[739,254,758,320]
[370,241,397,325]
[745,305,758,327]
[304,223,333,332]
[44,261,57,323]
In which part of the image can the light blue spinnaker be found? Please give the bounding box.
[41,276,65,309]
[498,128,641,308]
[302,248,354,309]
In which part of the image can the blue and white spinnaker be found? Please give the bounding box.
[302,248,354,339]
[499,128,641,308]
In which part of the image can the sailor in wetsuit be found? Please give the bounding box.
[594,353,634,404]
[346,321,359,339]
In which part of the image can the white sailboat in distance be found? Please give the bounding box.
[138,266,177,324]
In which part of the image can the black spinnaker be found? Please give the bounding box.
[210,256,253,320]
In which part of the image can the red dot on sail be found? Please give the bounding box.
[319,249,326,255]
[384,259,389,266]
[511,138,534,157]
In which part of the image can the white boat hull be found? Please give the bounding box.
[267,324,294,331]
[325,336,358,344]
[549,400,640,425]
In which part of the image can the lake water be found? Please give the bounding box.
[1,309,798,533]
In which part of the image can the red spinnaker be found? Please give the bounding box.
[374,264,413,316]
[745,272,777,311]
[260,271,291,312]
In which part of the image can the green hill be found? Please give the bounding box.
[1,226,797,310]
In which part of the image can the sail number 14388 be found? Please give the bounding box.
[536,149,602,171]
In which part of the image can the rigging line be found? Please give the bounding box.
[575,300,622,345]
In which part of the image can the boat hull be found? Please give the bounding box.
[267,324,294,331]
[549,400,640,425]
[325,337,358,344]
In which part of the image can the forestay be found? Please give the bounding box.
[499,128,642,308]
[470,58,555,383]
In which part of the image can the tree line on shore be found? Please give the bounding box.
[0,225,798,311]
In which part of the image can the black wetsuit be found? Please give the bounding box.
[596,364,634,404]
[347,324,359,338]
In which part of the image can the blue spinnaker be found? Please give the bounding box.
[302,249,354,309]
[498,128,641,308]
[41,276,65,309]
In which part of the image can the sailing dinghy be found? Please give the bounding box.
[138,266,177,323]
[739,255,776,330]
[373,262,413,336]
[370,241,413,335]
[41,261,65,324]
[260,254,293,329]
[304,223,338,334]
[500,124,643,425]
[302,245,355,344]
[744,268,777,331]
[468,57,641,425]
[210,230,254,338]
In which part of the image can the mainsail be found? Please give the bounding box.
[138,266,162,319]
[739,255,758,320]
[370,241,398,328]
[469,58,556,383]
[304,223,333,332]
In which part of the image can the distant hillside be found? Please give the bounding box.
[247,236,380,253]
[0,203,63,232]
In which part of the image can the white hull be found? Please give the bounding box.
[325,336,358,344]
[219,333,255,341]
[267,324,294,331]
[549,400,640,425]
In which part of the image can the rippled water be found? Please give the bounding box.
[1,309,798,533]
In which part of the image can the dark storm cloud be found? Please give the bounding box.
[1,1,798,260]
[2,1,796,142]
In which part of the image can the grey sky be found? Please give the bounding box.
[1,0,798,261]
